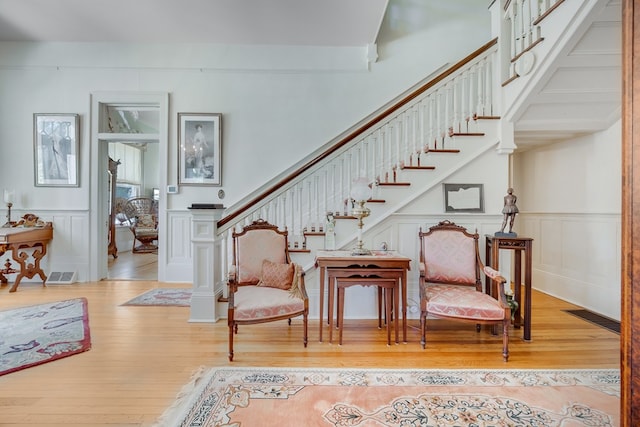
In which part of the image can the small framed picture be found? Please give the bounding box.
[178,113,222,186]
[443,183,484,213]
[33,113,80,187]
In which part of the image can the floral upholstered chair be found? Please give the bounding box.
[418,220,512,361]
[123,197,158,253]
[227,219,309,361]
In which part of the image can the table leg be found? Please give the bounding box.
[490,241,500,335]
[393,282,399,344]
[402,270,407,343]
[319,267,325,342]
[9,243,48,293]
[524,241,533,341]
[513,250,522,329]
[329,273,335,343]
[338,287,345,345]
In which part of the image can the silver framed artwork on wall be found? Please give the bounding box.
[33,113,80,187]
[443,183,484,213]
[178,113,222,186]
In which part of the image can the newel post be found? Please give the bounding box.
[189,207,224,322]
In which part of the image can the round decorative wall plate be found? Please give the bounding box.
[515,51,535,76]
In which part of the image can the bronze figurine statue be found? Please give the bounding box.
[498,188,519,235]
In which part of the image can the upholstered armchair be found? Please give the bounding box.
[418,220,512,361]
[227,219,309,361]
[123,197,158,253]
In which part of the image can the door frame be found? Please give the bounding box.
[89,92,169,281]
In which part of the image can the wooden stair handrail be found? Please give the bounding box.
[217,38,498,230]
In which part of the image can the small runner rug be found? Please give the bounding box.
[0,298,91,376]
[122,288,192,306]
[155,367,620,427]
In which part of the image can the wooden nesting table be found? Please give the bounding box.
[314,250,411,343]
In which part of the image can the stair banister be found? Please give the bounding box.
[217,38,498,234]
[502,0,564,82]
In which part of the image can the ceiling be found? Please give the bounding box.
[0,0,389,46]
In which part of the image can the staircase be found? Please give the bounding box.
[217,38,500,249]
[210,0,611,311]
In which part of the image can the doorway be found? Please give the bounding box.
[107,140,159,281]
[89,92,169,282]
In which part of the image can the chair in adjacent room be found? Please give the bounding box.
[227,219,309,361]
[418,220,512,361]
[123,197,158,253]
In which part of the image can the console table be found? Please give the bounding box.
[0,223,53,292]
[485,235,533,341]
[314,250,411,343]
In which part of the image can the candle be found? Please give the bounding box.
[4,189,14,204]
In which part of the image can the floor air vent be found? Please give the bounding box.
[47,271,77,284]
[564,309,620,334]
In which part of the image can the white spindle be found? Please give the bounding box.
[485,59,493,115]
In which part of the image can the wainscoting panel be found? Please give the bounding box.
[164,210,193,283]
[520,212,621,320]
[0,210,91,283]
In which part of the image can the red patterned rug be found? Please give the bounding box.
[0,298,91,376]
[122,288,192,306]
[156,367,620,427]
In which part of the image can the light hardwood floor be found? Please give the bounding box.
[108,251,157,281]
[0,277,620,426]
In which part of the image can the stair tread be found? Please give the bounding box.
[402,165,436,170]
[425,149,460,153]
[451,132,484,136]
[378,182,411,186]
[289,248,311,253]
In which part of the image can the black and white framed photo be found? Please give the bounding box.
[178,113,222,186]
[443,183,484,213]
[33,113,80,187]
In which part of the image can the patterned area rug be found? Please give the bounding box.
[156,367,620,427]
[122,288,192,306]
[0,298,91,376]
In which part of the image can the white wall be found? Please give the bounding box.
[0,12,490,282]
[512,120,622,319]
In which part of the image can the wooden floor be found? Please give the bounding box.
[107,251,157,281]
[0,275,620,426]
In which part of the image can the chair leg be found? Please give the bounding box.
[303,312,308,348]
[502,320,510,362]
[420,312,427,349]
[228,321,234,362]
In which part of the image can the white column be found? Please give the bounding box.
[189,207,224,323]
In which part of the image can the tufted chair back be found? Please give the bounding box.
[234,227,288,285]
[420,221,481,290]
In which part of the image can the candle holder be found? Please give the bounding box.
[3,202,13,228]
[351,199,371,255]
[3,189,15,227]
[350,177,373,256]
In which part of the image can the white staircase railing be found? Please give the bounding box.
[502,0,565,81]
[218,40,499,246]
[211,40,501,303]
